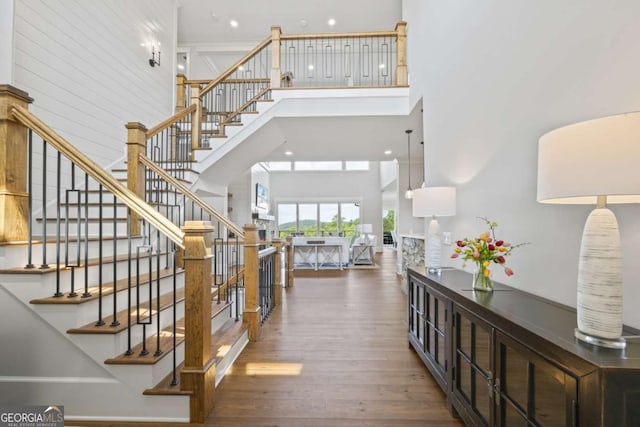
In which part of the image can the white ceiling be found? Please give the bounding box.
[177,0,421,162]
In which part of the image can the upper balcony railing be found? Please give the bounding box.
[176,22,407,111]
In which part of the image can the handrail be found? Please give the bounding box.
[222,87,271,125]
[11,104,186,248]
[146,103,197,139]
[259,246,277,258]
[138,154,245,237]
[280,29,398,40]
[199,35,272,97]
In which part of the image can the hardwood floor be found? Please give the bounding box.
[205,249,463,427]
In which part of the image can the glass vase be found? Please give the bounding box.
[472,264,494,292]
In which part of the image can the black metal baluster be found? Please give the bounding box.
[40,140,49,269]
[170,248,178,386]
[154,228,162,357]
[125,212,133,355]
[111,194,120,327]
[96,184,105,326]
[53,151,62,297]
[82,173,90,298]
[25,129,34,269]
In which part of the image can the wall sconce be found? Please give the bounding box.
[149,46,161,67]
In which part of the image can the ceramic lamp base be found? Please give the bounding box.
[426,217,442,271]
[576,207,623,344]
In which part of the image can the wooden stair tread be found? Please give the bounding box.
[31,268,181,305]
[105,317,186,365]
[211,319,248,365]
[67,286,186,334]
[0,235,137,247]
[2,250,169,275]
[143,318,247,396]
[105,299,232,365]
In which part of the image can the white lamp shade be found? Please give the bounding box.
[412,187,457,217]
[537,112,640,204]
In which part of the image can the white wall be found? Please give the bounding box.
[0,0,15,83]
[397,159,424,236]
[13,0,177,167]
[270,164,383,251]
[405,0,640,327]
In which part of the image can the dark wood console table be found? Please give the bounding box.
[407,266,640,427]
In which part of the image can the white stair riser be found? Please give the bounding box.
[0,237,143,268]
[215,329,249,386]
[34,220,130,236]
[68,300,186,364]
[43,204,129,219]
[28,274,185,330]
[0,255,179,298]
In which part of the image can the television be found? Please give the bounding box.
[256,183,269,211]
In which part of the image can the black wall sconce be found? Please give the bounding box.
[149,46,161,67]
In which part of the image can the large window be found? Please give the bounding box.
[277,202,361,238]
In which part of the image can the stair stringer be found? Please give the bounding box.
[0,285,190,422]
[192,87,411,187]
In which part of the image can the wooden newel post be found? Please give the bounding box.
[190,83,202,150]
[270,26,282,88]
[286,235,295,288]
[180,221,215,423]
[176,73,186,112]
[0,85,33,243]
[243,223,262,341]
[395,21,408,86]
[272,238,283,306]
[125,122,148,236]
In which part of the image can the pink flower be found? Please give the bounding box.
[495,240,504,246]
[497,255,506,263]
[486,237,493,243]
[451,253,459,259]
[504,242,511,247]
[473,251,480,259]
[505,267,514,276]
[488,244,495,251]
[456,240,464,247]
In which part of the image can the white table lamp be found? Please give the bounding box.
[537,112,640,349]
[412,187,456,272]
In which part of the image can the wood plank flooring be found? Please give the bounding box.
[205,250,463,427]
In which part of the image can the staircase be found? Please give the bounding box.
[0,22,407,424]
[0,87,281,423]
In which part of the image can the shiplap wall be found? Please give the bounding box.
[13,0,177,167]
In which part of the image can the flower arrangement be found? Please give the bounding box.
[451,218,527,291]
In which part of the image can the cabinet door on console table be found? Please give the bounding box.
[451,304,494,427]
[494,331,577,427]
[407,272,450,393]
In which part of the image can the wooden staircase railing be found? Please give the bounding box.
[0,84,280,423]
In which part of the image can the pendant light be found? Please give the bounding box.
[404,129,413,199]
[420,140,427,188]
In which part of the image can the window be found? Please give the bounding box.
[277,202,360,238]
[294,161,342,171]
[298,204,318,236]
[264,161,291,171]
[319,204,339,236]
[277,204,297,237]
[345,161,369,170]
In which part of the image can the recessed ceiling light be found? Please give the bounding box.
[384,150,392,155]
[328,18,336,26]
[230,19,239,28]
[238,65,244,71]
[284,150,293,156]
[177,64,185,70]
[300,19,308,28]
[379,63,386,69]
[308,64,314,71]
